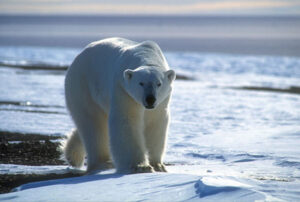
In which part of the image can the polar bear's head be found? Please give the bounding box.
[123,66,176,109]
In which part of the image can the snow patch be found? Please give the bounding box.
[0,172,268,202]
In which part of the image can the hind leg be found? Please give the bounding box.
[62,129,85,168]
[73,107,110,173]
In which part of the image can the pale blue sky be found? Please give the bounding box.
[1,0,300,15]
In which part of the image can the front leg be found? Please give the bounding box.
[109,110,154,173]
[144,97,170,172]
[109,89,154,173]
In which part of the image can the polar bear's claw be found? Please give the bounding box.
[131,164,155,173]
[152,163,167,172]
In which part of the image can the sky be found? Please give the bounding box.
[0,0,300,15]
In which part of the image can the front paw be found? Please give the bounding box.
[152,163,167,172]
[131,164,154,173]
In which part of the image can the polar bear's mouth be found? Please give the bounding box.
[145,105,155,109]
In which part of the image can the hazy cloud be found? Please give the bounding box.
[1,0,300,15]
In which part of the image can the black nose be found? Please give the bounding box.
[146,95,156,107]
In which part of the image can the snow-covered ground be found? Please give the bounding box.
[0,46,300,201]
[1,170,272,202]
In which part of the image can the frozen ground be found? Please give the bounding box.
[0,46,300,201]
[1,170,271,202]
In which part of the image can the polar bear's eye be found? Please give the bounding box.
[139,82,144,86]
[157,83,161,87]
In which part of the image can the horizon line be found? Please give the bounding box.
[1,13,300,17]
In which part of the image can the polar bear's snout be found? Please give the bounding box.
[145,94,156,109]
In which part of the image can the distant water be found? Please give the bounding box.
[1,15,300,56]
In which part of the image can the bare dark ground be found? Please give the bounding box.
[0,139,64,166]
[232,86,300,95]
[0,131,83,194]
[0,172,83,194]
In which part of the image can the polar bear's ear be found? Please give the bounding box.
[124,69,134,81]
[165,70,176,82]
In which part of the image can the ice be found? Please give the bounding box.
[0,66,73,135]
[0,46,78,66]
[0,164,69,175]
[0,46,300,200]
[166,52,300,88]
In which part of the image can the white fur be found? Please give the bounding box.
[62,129,85,168]
[64,37,175,173]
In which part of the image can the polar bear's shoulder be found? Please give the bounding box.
[138,40,160,49]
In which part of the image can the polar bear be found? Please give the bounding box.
[63,37,176,174]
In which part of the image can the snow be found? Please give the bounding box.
[0,46,300,201]
[0,170,269,202]
[0,164,70,175]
